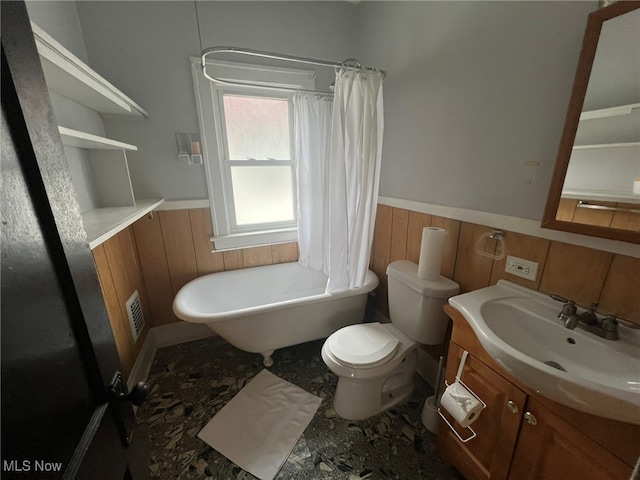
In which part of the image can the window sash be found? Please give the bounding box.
[221,93,292,161]
[223,160,297,232]
[215,88,297,234]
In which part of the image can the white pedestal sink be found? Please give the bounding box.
[449,280,640,425]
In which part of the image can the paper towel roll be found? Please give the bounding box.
[440,382,483,428]
[417,227,448,280]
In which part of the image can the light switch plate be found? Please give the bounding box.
[505,255,538,281]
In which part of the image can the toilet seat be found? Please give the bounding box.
[327,323,399,368]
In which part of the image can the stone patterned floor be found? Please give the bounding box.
[136,336,461,480]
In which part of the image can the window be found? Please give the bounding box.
[192,59,315,249]
[222,93,295,227]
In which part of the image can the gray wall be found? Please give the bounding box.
[357,1,595,220]
[76,1,360,201]
[26,0,106,213]
[36,1,597,220]
[26,0,89,63]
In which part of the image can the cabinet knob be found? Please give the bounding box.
[524,411,537,426]
[506,400,519,414]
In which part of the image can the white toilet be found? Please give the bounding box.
[321,259,459,420]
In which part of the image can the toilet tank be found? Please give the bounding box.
[386,260,459,345]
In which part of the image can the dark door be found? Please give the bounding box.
[1,2,148,478]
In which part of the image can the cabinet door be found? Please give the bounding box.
[437,342,527,480]
[508,398,631,480]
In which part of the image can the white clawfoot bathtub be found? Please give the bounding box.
[173,262,379,366]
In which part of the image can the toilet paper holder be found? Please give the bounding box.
[437,351,487,443]
[437,379,486,443]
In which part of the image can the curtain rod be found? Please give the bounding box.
[200,46,385,95]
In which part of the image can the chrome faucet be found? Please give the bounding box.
[578,304,599,326]
[562,304,599,330]
[550,295,576,326]
[601,316,620,341]
[563,312,580,330]
[550,294,638,340]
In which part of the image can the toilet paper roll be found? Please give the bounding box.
[417,227,448,281]
[440,381,483,428]
[633,178,640,195]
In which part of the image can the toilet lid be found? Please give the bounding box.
[328,323,399,367]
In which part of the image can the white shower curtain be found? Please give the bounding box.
[296,69,384,292]
[326,70,384,292]
[294,93,332,272]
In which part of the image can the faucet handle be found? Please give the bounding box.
[550,295,576,316]
[604,315,640,330]
[549,294,570,303]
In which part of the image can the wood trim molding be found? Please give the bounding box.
[378,196,639,257]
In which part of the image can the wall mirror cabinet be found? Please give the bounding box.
[542,1,640,244]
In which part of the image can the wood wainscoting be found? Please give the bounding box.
[92,227,152,377]
[557,198,640,231]
[92,207,298,378]
[93,204,639,380]
[131,208,299,326]
[370,204,640,327]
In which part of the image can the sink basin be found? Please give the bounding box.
[449,280,640,425]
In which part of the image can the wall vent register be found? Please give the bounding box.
[126,290,144,342]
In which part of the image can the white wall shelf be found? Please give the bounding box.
[580,103,640,121]
[32,22,148,117]
[573,142,640,150]
[84,199,165,249]
[32,22,162,249]
[561,189,640,204]
[58,126,138,151]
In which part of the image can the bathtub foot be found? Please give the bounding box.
[262,351,274,367]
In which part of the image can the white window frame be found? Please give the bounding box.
[217,89,297,233]
[191,58,315,250]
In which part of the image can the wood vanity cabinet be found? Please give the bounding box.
[508,397,630,480]
[437,305,638,480]
[438,342,526,480]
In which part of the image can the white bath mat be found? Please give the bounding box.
[198,369,322,480]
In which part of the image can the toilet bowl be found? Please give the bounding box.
[322,260,459,420]
[321,322,418,420]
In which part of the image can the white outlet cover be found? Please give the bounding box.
[505,255,539,281]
